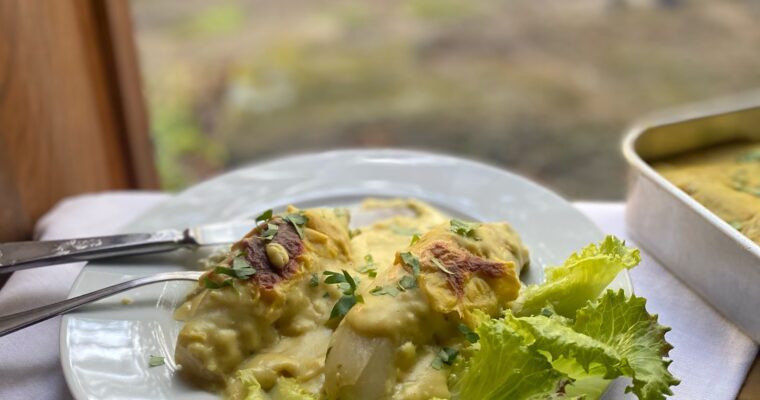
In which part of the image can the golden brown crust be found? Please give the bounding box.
[421,241,506,298]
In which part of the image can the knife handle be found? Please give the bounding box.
[0,230,193,272]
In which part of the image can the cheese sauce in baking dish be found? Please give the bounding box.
[654,142,760,245]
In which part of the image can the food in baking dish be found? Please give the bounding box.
[174,198,678,400]
[654,142,760,245]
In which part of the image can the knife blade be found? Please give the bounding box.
[0,219,257,272]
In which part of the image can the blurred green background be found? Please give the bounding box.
[131,0,760,199]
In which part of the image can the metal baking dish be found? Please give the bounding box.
[623,92,760,342]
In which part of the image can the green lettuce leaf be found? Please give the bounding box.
[514,314,622,379]
[453,290,678,400]
[572,290,679,400]
[449,313,570,400]
[515,290,678,400]
[551,357,611,400]
[511,235,640,318]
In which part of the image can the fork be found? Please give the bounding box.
[0,270,203,337]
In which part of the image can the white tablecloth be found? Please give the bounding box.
[0,193,756,400]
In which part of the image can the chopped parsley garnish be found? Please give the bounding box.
[201,276,234,290]
[213,264,255,280]
[229,254,256,278]
[282,213,308,238]
[349,228,362,239]
[399,252,421,276]
[431,257,454,275]
[324,270,352,286]
[410,233,421,246]
[203,252,255,289]
[737,150,760,162]
[358,254,377,278]
[212,266,237,278]
[259,223,279,241]
[398,252,420,290]
[148,355,165,367]
[370,285,399,297]
[730,171,760,197]
[732,170,748,185]
[390,224,421,236]
[310,273,319,287]
[398,275,417,291]
[737,186,760,197]
[330,295,360,320]
[449,219,480,240]
[361,269,377,278]
[255,209,273,223]
[324,270,364,320]
[729,220,744,230]
[458,323,480,343]
[431,347,458,370]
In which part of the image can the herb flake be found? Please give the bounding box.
[370,285,399,297]
[400,252,421,277]
[255,209,273,223]
[737,150,760,163]
[458,323,480,343]
[449,219,480,240]
[201,275,234,290]
[310,273,319,287]
[358,254,377,278]
[282,213,308,238]
[431,347,458,370]
[324,270,363,320]
[330,295,358,320]
[410,233,421,246]
[148,355,165,368]
[231,255,256,279]
[259,223,279,241]
[398,275,417,291]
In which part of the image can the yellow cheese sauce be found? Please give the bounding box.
[174,198,530,399]
[653,142,760,245]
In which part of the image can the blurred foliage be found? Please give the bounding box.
[175,3,245,37]
[404,0,475,20]
[132,0,760,197]
[147,65,226,189]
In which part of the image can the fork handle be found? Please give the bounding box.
[0,230,193,273]
[0,270,203,337]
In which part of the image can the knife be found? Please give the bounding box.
[0,220,257,272]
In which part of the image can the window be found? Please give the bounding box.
[131,0,760,198]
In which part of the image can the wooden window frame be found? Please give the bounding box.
[0,0,157,244]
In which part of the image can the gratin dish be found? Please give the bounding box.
[623,93,760,342]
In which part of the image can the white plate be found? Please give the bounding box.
[60,149,631,400]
